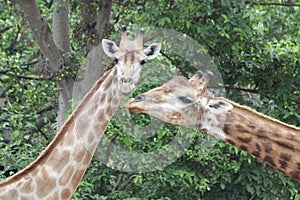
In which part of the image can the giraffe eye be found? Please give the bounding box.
[178,96,194,104]
[140,59,147,65]
[114,58,118,64]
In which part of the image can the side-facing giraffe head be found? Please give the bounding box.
[125,71,233,138]
[102,25,161,95]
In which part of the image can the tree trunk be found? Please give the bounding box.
[52,0,74,129]
[14,0,113,130]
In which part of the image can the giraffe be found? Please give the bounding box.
[0,26,161,199]
[125,71,300,182]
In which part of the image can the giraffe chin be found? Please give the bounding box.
[119,84,135,96]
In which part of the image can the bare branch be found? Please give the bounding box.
[20,60,40,66]
[4,25,21,51]
[118,175,135,191]
[0,84,13,97]
[225,85,259,93]
[108,176,124,199]
[160,51,189,78]
[0,26,12,34]
[0,70,53,81]
[24,106,58,141]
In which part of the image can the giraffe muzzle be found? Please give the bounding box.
[120,77,133,84]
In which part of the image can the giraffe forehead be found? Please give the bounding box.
[118,51,145,63]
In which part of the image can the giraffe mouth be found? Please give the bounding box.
[125,99,182,124]
[124,98,145,114]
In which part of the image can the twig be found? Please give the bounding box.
[4,25,21,51]
[0,26,12,34]
[20,60,39,66]
[160,50,189,78]
[108,176,124,199]
[104,134,118,164]
[118,175,135,191]
[246,1,300,7]
[0,84,13,97]
[0,70,53,81]
[225,85,259,93]
[36,104,57,115]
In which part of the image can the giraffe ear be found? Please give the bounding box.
[207,99,233,114]
[144,43,161,60]
[102,39,119,58]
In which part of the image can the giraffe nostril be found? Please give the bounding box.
[120,77,132,84]
[134,95,145,102]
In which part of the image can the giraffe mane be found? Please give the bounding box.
[221,97,300,131]
[0,68,114,186]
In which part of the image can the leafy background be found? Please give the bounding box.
[0,0,299,199]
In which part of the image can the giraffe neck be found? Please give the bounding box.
[0,68,123,199]
[220,98,300,182]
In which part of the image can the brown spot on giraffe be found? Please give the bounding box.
[20,179,33,193]
[252,150,260,157]
[88,134,94,144]
[239,145,248,151]
[97,109,106,122]
[279,160,289,169]
[106,92,113,104]
[59,166,74,185]
[61,188,72,199]
[275,140,295,150]
[99,93,107,105]
[112,96,119,105]
[263,156,276,167]
[226,139,236,146]
[235,124,249,133]
[256,129,267,138]
[106,106,114,117]
[71,169,85,190]
[21,196,30,200]
[255,143,261,152]
[223,124,231,135]
[102,75,113,92]
[36,168,56,198]
[47,150,70,172]
[262,142,273,153]
[237,137,252,144]
[74,145,87,163]
[280,153,291,161]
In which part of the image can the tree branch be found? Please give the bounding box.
[4,25,21,51]
[225,85,259,93]
[0,70,53,81]
[0,26,12,34]
[108,176,124,199]
[160,51,189,78]
[24,106,58,142]
[246,1,300,7]
[0,84,13,97]
[13,0,63,72]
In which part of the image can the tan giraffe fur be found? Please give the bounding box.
[125,71,300,182]
[0,26,161,199]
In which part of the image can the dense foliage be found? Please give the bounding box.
[0,0,299,199]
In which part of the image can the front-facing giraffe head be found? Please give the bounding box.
[102,25,161,95]
[125,71,233,138]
